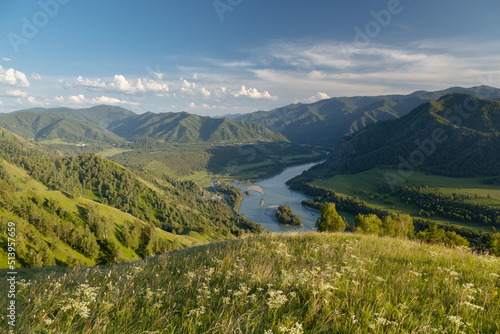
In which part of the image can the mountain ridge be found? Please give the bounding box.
[230,86,500,146]
[324,93,500,177]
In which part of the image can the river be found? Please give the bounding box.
[232,162,321,232]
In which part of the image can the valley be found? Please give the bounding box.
[1,87,500,333]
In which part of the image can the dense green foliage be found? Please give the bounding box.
[390,185,500,228]
[233,86,500,145]
[326,93,500,177]
[416,224,470,247]
[2,233,498,333]
[315,203,346,232]
[275,205,302,226]
[287,177,498,253]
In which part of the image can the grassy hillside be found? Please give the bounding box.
[0,127,263,268]
[0,158,217,268]
[326,93,500,177]
[233,86,500,146]
[1,233,498,333]
[107,111,288,143]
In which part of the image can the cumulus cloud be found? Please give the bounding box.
[54,94,138,106]
[31,73,42,80]
[0,66,30,87]
[69,74,169,95]
[233,85,278,100]
[2,89,28,97]
[303,92,330,103]
[200,87,211,97]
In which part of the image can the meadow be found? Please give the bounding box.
[1,232,498,333]
[310,167,500,230]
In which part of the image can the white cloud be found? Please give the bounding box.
[2,57,12,62]
[27,96,42,105]
[0,66,30,87]
[193,72,198,80]
[302,92,330,103]
[69,74,169,95]
[31,72,42,80]
[153,72,164,80]
[2,89,28,97]
[233,85,278,100]
[54,94,138,106]
[200,87,211,97]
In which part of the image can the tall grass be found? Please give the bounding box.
[1,233,499,333]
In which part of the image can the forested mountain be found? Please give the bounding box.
[107,111,288,143]
[231,86,500,146]
[3,106,288,144]
[324,93,500,177]
[0,127,262,267]
[11,105,136,128]
[0,111,125,144]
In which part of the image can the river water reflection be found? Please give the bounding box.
[232,162,321,232]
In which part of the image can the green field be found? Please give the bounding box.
[309,167,500,231]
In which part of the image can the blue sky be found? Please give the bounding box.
[1,0,499,115]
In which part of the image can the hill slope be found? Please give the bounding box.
[325,93,500,177]
[5,106,288,144]
[2,233,498,333]
[232,86,500,146]
[0,127,262,267]
[0,111,125,145]
[11,105,136,128]
[107,111,289,143]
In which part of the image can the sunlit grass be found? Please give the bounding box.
[1,233,499,333]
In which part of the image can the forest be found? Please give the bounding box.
[286,176,499,255]
[0,131,263,267]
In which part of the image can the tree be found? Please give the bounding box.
[275,205,302,226]
[487,233,500,256]
[316,203,346,232]
[354,214,383,234]
[382,213,414,237]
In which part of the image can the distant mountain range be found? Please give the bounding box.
[0,105,287,144]
[2,86,500,148]
[107,111,287,143]
[230,86,500,146]
[324,93,500,177]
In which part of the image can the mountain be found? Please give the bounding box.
[11,105,136,128]
[0,111,125,145]
[4,106,288,144]
[107,111,288,143]
[325,93,500,177]
[232,86,500,146]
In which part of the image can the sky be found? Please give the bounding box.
[0,0,500,116]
